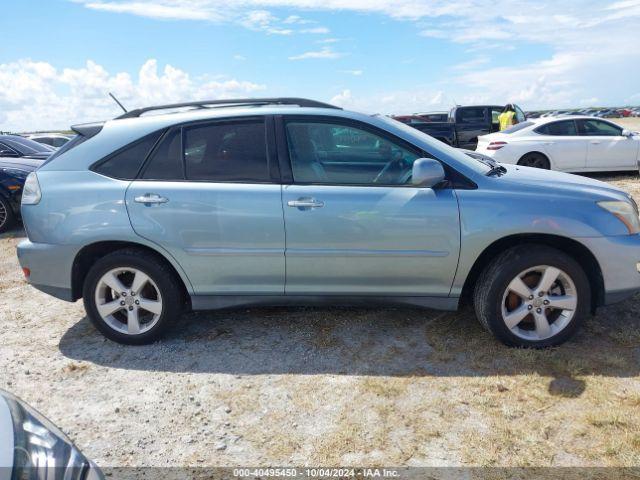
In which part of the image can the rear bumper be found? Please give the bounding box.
[580,234,640,306]
[16,240,78,302]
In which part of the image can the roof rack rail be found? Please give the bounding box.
[115,97,341,119]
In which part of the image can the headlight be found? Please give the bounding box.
[598,201,640,234]
[21,172,41,205]
[1,389,103,480]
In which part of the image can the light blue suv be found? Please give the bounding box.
[17,98,640,347]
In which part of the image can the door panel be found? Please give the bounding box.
[540,136,587,170]
[455,107,490,149]
[282,185,461,296]
[585,137,638,170]
[578,119,638,170]
[126,182,285,294]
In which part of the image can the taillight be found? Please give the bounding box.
[21,172,41,205]
[487,141,507,150]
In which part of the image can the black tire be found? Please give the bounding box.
[518,152,550,170]
[473,245,590,348]
[0,196,16,233]
[82,248,183,345]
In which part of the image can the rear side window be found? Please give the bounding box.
[94,131,163,180]
[458,108,486,124]
[184,121,269,182]
[535,120,577,136]
[141,130,183,180]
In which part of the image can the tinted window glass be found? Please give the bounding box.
[579,119,622,136]
[184,121,268,182]
[52,137,69,148]
[458,108,486,124]
[535,120,577,136]
[142,130,183,180]
[2,137,52,154]
[0,142,17,155]
[94,131,162,180]
[286,121,421,185]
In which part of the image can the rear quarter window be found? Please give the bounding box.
[93,131,164,180]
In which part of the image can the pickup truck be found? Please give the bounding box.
[394,104,526,149]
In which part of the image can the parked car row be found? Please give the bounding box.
[526,107,640,119]
[24,132,74,148]
[14,97,640,350]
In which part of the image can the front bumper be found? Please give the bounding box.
[16,240,79,302]
[580,234,640,305]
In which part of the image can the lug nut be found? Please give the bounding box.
[135,300,139,305]
[528,305,533,310]
[538,291,545,297]
[122,292,127,297]
[543,300,550,305]
[528,295,534,300]
[131,292,136,296]
[120,301,125,306]
[536,308,542,313]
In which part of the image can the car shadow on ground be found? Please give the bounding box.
[59,294,640,393]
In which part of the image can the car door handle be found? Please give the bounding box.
[134,193,169,205]
[287,198,325,209]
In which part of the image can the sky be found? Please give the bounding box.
[1,0,640,131]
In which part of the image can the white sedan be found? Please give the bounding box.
[475,116,639,172]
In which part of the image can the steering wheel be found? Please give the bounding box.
[373,156,410,184]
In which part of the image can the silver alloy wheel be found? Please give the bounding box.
[94,267,163,335]
[500,265,578,341]
[0,200,7,229]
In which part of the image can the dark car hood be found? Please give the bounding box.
[498,164,630,202]
[0,157,44,171]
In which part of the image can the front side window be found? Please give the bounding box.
[535,120,577,136]
[184,121,269,182]
[578,119,622,136]
[285,121,422,185]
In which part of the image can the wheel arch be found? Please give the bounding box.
[71,240,191,304]
[517,150,552,169]
[460,233,604,312]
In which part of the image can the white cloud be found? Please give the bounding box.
[341,69,363,76]
[300,26,329,34]
[79,1,218,20]
[288,47,345,60]
[0,58,265,132]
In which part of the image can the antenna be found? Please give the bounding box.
[109,92,128,113]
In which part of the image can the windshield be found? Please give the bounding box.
[373,115,492,174]
[1,136,54,154]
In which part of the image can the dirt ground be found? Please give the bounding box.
[1,158,640,470]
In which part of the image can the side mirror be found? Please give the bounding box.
[622,129,633,137]
[412,158,446,187]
